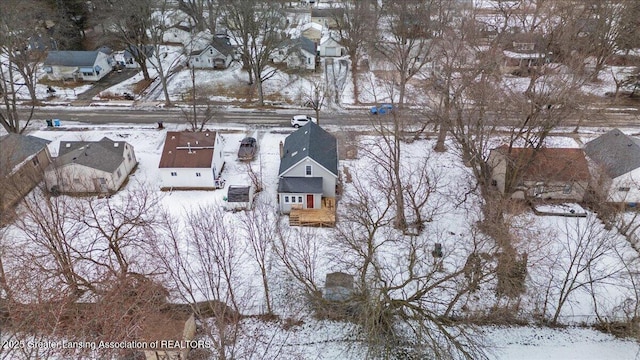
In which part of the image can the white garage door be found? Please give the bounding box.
[325,47,337,56]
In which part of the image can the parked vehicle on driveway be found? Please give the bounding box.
[291,115,317,128]
[237,137,257,161]
[370,103,393,115]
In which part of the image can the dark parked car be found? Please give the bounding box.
[237,137,257,161]
[370,103,393,115]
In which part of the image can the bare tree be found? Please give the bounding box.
[239,201,278,314]
[146,0,187,107]
[92,0,155,81]
[333,0,377,104]
[0,0,52,133]
[304,77,327,125]
[221,0,290,106]
[157,205,247,360]
[178,0,220,33]
[536,215,624,325]
[183,65,217,131]
[329,162,491,359]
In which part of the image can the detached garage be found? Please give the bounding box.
[319,36,345,57]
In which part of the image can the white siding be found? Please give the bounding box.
[610,168,640,204]
[159,167,216,189]
[280,157,337,197]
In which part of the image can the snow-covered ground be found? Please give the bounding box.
[5,121,639,359]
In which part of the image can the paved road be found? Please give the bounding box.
[24,105,640,128]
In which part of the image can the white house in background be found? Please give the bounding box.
[114,46,155,69]
[301,22,323,43]
[158,131,226,190]
[584,128,640,205]
[271,36,317,70]
[188,37,235,69]
[318,35,345,57]
[44,137,137,194]
[43,49,113,81]
[277,121,338,214]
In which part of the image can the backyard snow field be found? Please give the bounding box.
[6,122,640,359]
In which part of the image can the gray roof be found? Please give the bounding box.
[191,37,235,57]
[55,137,129,173]
[44,50,103,67]
[584,128,640,178]
[124,45,155,59]
[227,186,251,203]
[0,134,50,176]
[278,122,338,176]
[297,36,317,56]
[277,177,323,193]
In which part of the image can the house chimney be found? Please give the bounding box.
[279,141,284,159]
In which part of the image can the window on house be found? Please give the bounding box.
[117,169,122,178]
[284,196,290,203]
[32,157,40,166]
[127,153,132,162]
[563,184,572,194]
[291,196,296,203]
[196,172,201,177]
[298,196,303,203]
[619,187,631,192]
[491,179,497,187]
[305,165,312,176]
[171,172,177,176]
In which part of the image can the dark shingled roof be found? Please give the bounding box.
[0,134,50,176]
[277,177,323,193]
[55,137,128,173]
[190,37,235,57]
[584,128,640,178]
[297,36,316,55]
[278,122,337,176]
[227,186,251,203]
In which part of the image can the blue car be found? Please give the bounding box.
[370,104,393,115]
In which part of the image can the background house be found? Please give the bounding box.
[43,49,114,81]
[114,46,155,69]
[0,134,51,214]
[188,37,235,69]
[318,35,345,57]
[270,36,317,70]
[584,128,640,205]
[158,131,225,190]
[311,8,344,29]
[45,137,137,194]
[277,122,338,214]
[488,146,590,201]
[501,33,548,76]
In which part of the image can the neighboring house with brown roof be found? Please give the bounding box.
[0,134,51,214]
[488,146,590,201]
[158,131,225,190]
[44,137,137,194]
[584,128,640,205]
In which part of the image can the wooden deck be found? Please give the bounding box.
[289,197,336,227]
